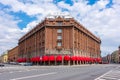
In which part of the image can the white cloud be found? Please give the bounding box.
[0,0,61,16]
[0,11,24,54]
[0,0,120,57]
[57,0,120,56]
[22,21,38,33]
[0,0,62,54]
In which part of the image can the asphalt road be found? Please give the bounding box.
[0,64,119,80]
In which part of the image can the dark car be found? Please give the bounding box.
[0,63,4,67]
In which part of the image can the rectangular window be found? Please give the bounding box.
[57,35,62,39]
[57,29,62,33]
[57,42,62,46]
[57,22,62,26]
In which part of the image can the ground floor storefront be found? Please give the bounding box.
[17,55,102,65]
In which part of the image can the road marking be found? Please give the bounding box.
[94,70,113,80]
[9,72,14,73]
[100,76,118,79]
[95,66,120,80]
[10,72,57,80]
[1,68,47,75]
[18,71,22,72]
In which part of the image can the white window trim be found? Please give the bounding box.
[57,42,62,46]
[57,29,62,33]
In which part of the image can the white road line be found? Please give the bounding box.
[6,70,27,74]
[5,68,41,74]
[101,76,118,80]
[94,70,113,80]
[18,71,22,72]
[10,72,57,80]
[95,66,120,80]
[2,68,47,74]
[9,72,14,73]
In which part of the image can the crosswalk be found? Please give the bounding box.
[95,66,120,80]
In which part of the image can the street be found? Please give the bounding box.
[0,64,119,80]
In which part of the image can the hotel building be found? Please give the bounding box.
[18,14,101,65]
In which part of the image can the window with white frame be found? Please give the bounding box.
[57,42,62,46]
[57,29,62,33]
[57,35,62,39]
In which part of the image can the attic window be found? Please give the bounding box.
[57,21,62,26]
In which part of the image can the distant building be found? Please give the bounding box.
[111,50,119,63]
[111,46,120,63]
[0,56,2,63]
[102,56,108,63]
[18,14,101,65]
[8,46,18,62]
[1,50,8,63]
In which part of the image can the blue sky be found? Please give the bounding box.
[0,0,120,56]
[11,12,37,29]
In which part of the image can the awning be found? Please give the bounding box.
[85,57,89,62]
[71,56,77,61]
[77,57,80,61]
[87,57,91,61]
[17,58,21,62]
[80,57,83,61]
[30,58,33,62]
[84,57,87,61]
[97,58,102,62]
[36,56,41,62]
[30,57,35,62]
[42,56,48,61]
[56,55,62,61]
[17,58,26,62]
[90,58,94,62]
[83,57,89,61]
[93,58,97,62]
[78,57,83,61]
[64,55,70,61]
[49,55,55,61]
[22,58,26,62]
[75,56,78,61]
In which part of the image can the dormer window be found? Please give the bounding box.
[57,22,62,26]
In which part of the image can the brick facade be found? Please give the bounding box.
[18,16,101,63]
[8,46,18,62]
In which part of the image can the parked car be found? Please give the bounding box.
[10,62,18,65]
[19,62,32,66]
[0,63,4,67]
